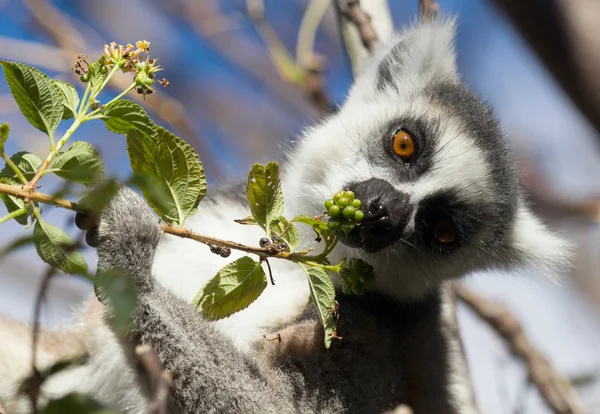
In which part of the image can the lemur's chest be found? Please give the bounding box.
[151,198,314,354]
[255,291,458,414]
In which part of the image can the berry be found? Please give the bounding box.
[341,223,355,233]
[80,74,89,83]
[344,191,354,200]
[354,210,364,223]
[259,238,270,247]
[328,220,340,230]
[338,197,349,207]
[100,65,108,74]
[333,193,341,202]
[351,199,361,209]
[219,248,231,258]
[324,199,334,210]
[342,205,356,219]
[328,205,341,217]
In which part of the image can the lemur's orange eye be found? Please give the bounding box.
[392,130,415,161]
[433,220,456,244]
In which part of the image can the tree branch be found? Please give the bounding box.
[488,0,600,137]
[135,345,172,414]
[0,182,311,261]
[419,0,439,22]
[455,283,588,414]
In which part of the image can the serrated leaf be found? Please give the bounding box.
[0,151,42,181]
[246,162,283,237]
[52,141,103,184]
[87,57,107,98]
[101,99,157,138]
[77,179,120,215]
[234,216,257,225]
[128,173,172,216]
[53,80,80,120]
[43,392,113,414]
[292,214,329,232]
[0,123,9,152]
[271,217,299,250]
[0,180,29,225]
[94,270,137,338]
[302,266,337,348]
[193,256,267,320]
[33,219,88,274]
[126,127,206,226]
[0,61,63,137]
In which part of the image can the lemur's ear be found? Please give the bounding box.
[507,202,573,280]
[349,17,459,100]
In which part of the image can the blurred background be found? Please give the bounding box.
[1,0,600,412]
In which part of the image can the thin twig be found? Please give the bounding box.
[488,0,600,137]
[455,283,588,414]
[0,183,310,261]
[135,345,172,414]
[27,265,57,413]
[419,0,439,22]
[337,0,378,52]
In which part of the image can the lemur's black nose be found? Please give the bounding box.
[343,178,412,253]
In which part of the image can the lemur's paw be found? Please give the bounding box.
[75,186,161,251]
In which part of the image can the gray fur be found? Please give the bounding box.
[96,187,462,413]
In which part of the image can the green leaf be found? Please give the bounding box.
[193,256,267,320]
[292,214,329,232]
[0,151,42,181]
[53,80,80,120]
[339,258,376,295]
[271,217,299,250]
[0,61,63,137]
[101,99,157,138]
[33,218,88,274]
[301,266,338,349]
[43,392,113,414]
[0,123,9,152]
[0,182,29,226]
[234,216,257,225]
[52,141,103,184]
[246,162,283,237]
[77,179,119,215]
[94,270,137,338]
[87,57,107,98]
[126,127,206,226]
[128,173,173,217]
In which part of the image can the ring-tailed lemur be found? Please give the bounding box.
[0,18,570,414]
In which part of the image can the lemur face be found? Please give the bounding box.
[285,20,570,298]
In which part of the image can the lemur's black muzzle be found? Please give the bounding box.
[342,178,412,253]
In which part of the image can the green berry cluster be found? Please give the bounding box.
[324,190,364,233]
[339,258,376,295]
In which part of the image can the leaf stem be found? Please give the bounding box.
[85,82,137,120]
[77,81,92,117]
[0,205,28,224]
[27,118,83,189]
[1,152,28,184]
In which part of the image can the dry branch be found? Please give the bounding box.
[338,0,378,52]
[455,283,588,414]
[489,0,600,137]
[419,0,439,22]
[135,345,172,414]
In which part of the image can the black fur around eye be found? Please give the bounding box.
[416,207,460,251]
